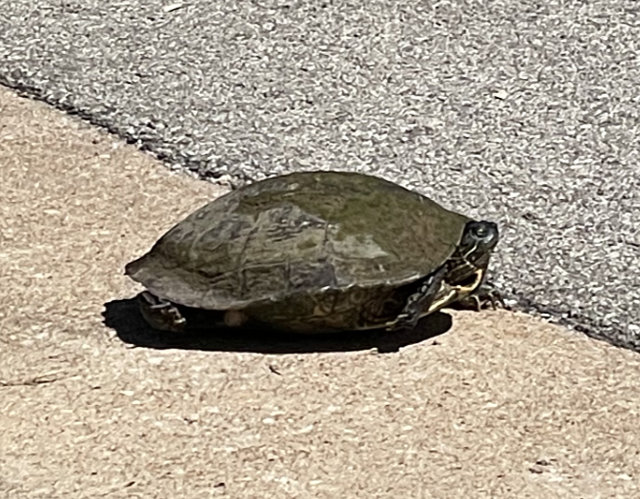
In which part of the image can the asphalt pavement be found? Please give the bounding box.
[1,0,638,349]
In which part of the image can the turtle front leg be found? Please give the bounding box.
[454,283,505,311]
[137,291,187,332]
[386,267,447,332]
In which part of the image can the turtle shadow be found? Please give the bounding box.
[102,297,452,354]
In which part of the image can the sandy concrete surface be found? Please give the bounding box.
[1,86,639,498]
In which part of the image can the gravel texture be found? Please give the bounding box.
[0,0,638,349]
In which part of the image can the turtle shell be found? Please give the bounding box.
[125,171,470,311]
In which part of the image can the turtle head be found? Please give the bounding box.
[446,220,499,286]
[459,221,499,259]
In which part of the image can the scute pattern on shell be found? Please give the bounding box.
[125,171,469,310]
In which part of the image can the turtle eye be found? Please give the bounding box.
[473,225,488,238]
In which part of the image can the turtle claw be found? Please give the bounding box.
[386,311,419,332]
[138,291,187,332]
[455,285,506,311]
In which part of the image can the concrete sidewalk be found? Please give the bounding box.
[1,87,639,498]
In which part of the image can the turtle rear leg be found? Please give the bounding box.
[138,292,249,332]
[386,267,447,332]
[138,291,187,332]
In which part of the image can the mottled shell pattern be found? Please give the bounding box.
[126,171,470,315]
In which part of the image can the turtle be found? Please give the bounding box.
[125,171,500,334]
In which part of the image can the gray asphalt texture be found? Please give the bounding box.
[1,1,639,350]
